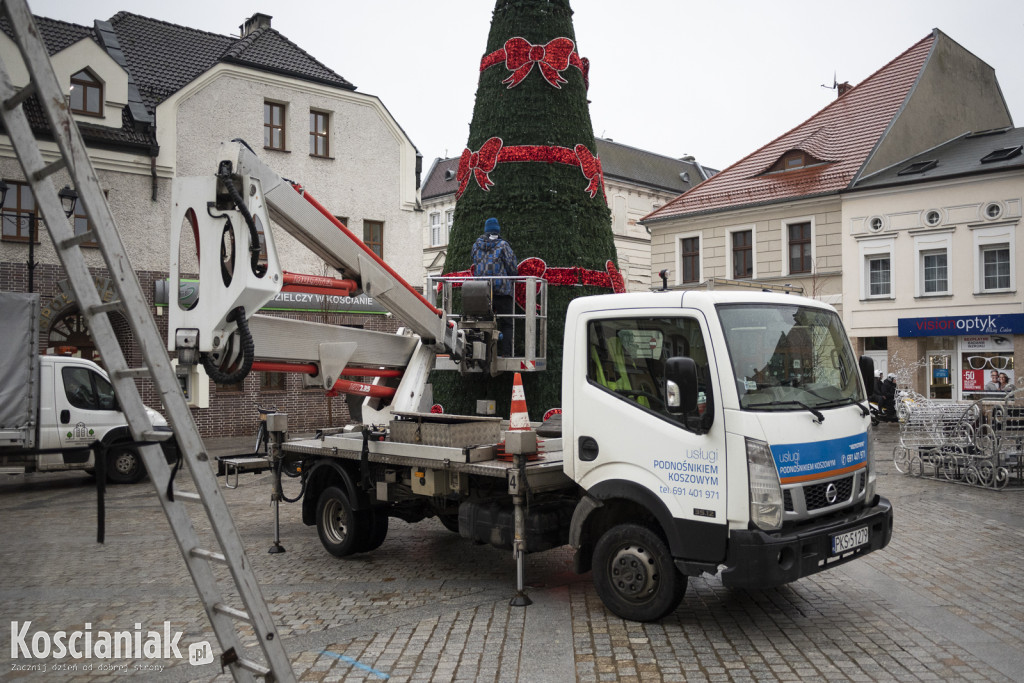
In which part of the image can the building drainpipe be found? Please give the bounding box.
[151,152,158,201]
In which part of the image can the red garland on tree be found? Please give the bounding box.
[480,36,590,90]
[442,257,626,309]
[457,136,605,200]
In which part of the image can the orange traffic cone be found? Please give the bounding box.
[508,372,530,431]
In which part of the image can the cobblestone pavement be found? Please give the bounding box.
[2,424,1023,682]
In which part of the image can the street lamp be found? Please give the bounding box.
[58,185,78,218]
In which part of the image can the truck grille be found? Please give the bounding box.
[784,475,856,513]
[804,476,853,510]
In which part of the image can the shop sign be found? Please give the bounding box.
[898,313,1024,338]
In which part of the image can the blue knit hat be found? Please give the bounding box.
[484,217,500,233]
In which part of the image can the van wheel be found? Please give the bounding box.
[106,443,145,485]
[317,486,362,557]
[592,523,685,622]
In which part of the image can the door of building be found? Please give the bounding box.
[928,353,954,399]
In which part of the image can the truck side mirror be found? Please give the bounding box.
[665,357,698,414]
[858,356,875,390]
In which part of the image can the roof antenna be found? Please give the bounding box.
[821,71,838,91]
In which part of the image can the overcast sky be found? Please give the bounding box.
[28,0,1024,171]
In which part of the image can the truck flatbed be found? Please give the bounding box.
[283,434,569,491]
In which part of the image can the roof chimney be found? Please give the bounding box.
[836,81,852,98]
[240,13,272,37]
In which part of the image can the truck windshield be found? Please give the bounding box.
[717,303,863,411]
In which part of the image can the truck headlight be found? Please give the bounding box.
[746,437,783,531]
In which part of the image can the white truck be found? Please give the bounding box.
[169,144,893,621]
[0,292,175,484]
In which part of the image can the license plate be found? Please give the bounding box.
[831,526,869,554]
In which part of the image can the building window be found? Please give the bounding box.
[921,250,948,294]
[445,209,454,241]
[914,233,952,297]
[867,256,891,297]
[71,199,98,248]
[429,212,442,247]
[984,202,1003,220]
[260,372,286,392]
[70,69,102,116]
[1,181,38,243]
[764,149,825,174]
[264,102,286,150]
[787,221,812,274]
[216,380,243,394]
[680,236,700,283]
[864,337,888,351]
[364,220,384,258]
[982,245,1011,291]
[309,110,329,157]
[731,229,752,279]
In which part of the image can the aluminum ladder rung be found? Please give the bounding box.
[190,548,228,564]
[58,230,97,250]
[236,658,271,677]
[32,156,65,181]
[112,367,151,380]
[140,429,172,441]
[214,603,253,623]
[88,300,122,315]
[2,79,35,110]
[172,491,201,503]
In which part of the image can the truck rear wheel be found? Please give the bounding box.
[358,509,389,552]
[106,443,145,485]
[317,486,362,557]
[592,523,686,622]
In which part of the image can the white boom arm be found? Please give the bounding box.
[168,143,465,421]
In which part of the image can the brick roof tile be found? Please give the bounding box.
[645,32,936,222]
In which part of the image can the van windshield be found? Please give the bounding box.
[717,303,864,411]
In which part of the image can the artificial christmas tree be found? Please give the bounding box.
[435,0,621,418]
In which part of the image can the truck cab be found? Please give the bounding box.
[564,290,892,620]
[6,355,172,484]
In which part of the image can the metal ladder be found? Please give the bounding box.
[0,1,294,680]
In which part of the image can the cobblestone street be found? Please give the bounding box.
[2,423,1023,682]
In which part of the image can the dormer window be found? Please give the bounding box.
[980,146,1022,164]
[896,159,937,176]
[763,149,826,174]
[70,69,102,117]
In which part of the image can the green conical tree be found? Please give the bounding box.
[434,0,618,418]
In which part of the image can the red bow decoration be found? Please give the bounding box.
[510,258,626,309]
[441,259,625,305]
[456,137,503,199]
[502,37,576,89]
[574,144,605,199]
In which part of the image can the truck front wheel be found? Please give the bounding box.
[317,486,362,557]
[592,523,686,622]
[105,443,145,485]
